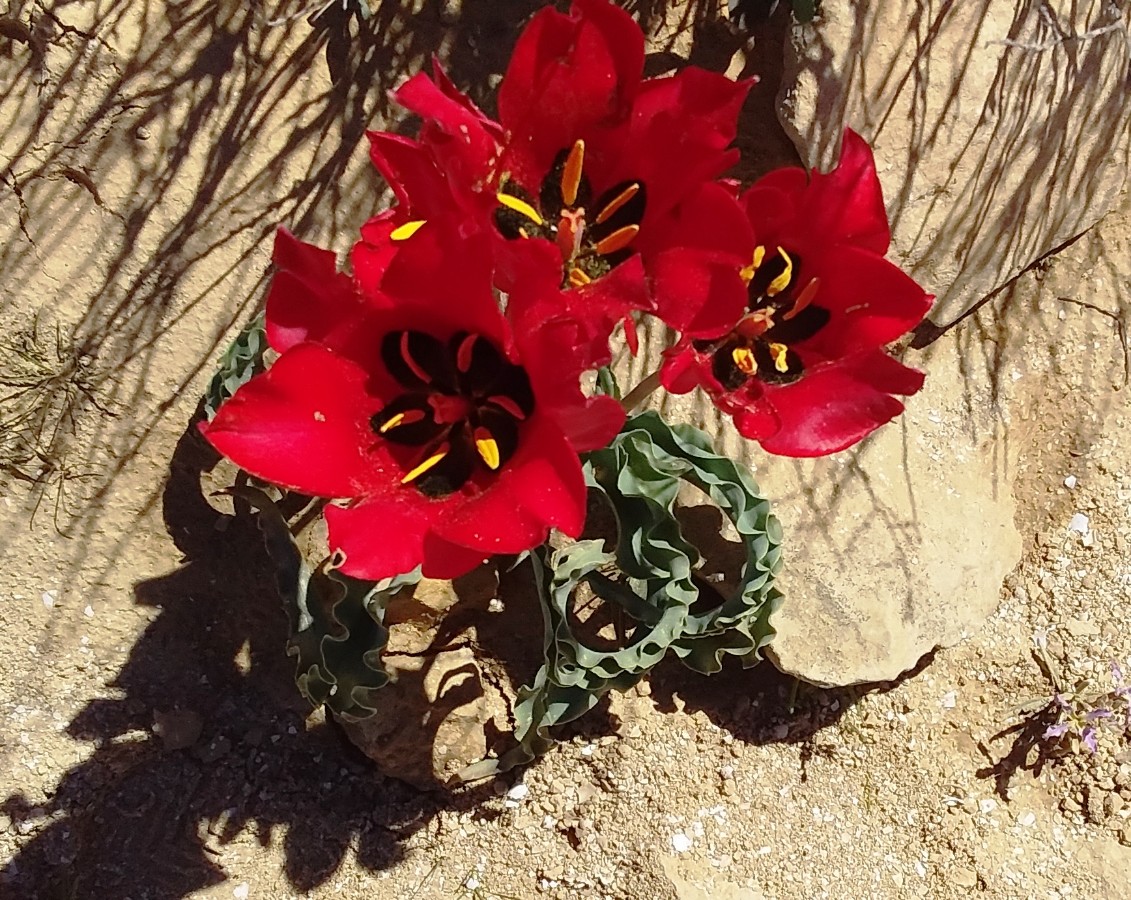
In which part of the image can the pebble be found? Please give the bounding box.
[41,591,56,609]
[82,605,94,618]
[232,885,249,900]
[1064,475,1078,489]
[671,832,691,853]
[1068,512,1090,534]
[950,867,978,888]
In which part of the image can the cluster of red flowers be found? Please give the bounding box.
[202,0,932,581]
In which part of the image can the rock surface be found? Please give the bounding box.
[776,0,1131,324]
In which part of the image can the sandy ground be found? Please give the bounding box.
[2,2,1131,898]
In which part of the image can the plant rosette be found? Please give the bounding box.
[199,0,928,786]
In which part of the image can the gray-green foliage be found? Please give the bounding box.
[204,313,267,420]
[234,486,421,721]
[462,412,783,780]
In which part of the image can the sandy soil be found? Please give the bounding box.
[2,2,1130,898]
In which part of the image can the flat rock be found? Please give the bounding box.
[776,0,1131,324]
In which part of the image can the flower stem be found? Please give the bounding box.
[620,369,662,413]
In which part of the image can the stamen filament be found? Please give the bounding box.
[595,183,641,225]
[400,445,450,484]
[784,277,821,320]
[767,247,794,297]
[456,334,477,372]
[487,394,527,420]
[594,224,640,256]
[562,139,585,208]
[497,192,544,226]
[400,332,433,384]
[390,220,426,241]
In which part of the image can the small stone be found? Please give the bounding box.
[671,832,691,853]
[41,591,57,609]
[82,605,94,618]
[233,885,249,900]
[507,783,530,802]
[152,709,203,751]
[950,867,977,889]
[1016,811,1036,827]
[1068,512,1090,534]
[1065,617,1100,637]
[1064,475,1077,489]
[979,798,997,814]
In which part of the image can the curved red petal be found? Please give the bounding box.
[498,0,643,187]
[201,344,383,498]
[805,129,891,254]
[265,228,363,354]
[756,350,925,456]
[648,247,749,338]
[659,345,708,395]
[394,69,498,188]
[802,245,933,358]
[597,68,750,228]
[640,180,754,260]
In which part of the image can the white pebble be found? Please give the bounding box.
[83,605,94,618]
[41,591,57,609]
[1063,475,1077,489]
[671,832,692,853]
[940,691,957,709]
[233,885,249,900]
[1068,512,1090,534]
[506,783,529,802]
[979,798,997,814]
[1017,811,1036,827]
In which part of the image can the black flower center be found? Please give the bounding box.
[493,139,647,289]
[371,330,535,498]
[698,245,831,391]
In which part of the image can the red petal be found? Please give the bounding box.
[394,69,498,187]
[805,129,891,254]
[497,0,643,187]
[324,497,487,581]
[639,180,754,260]
[659,344,709,395]
[265,228,362,354]
[802,245,933,358]
[648,247,749,338]
[756,350,925,456]
[201,344,383,498]
[597,68,750,228]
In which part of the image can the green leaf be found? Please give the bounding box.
[204,312,268,420]
[234,486,421,721]
[462,411,783,779]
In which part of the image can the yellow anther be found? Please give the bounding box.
[731,346,757,375]
[390,220,426,241]
[475,436,501,470]
[561,139,585,208]
[768,342,790,373]
[379,412,406,433]
[594,224,640,256]
[400,447,448,485]
[766,247,794,297]
[784,277,821,320]
[739,245,767,284]
[595,182,640,225]
[497,191,544,226]
[568,267,592,288]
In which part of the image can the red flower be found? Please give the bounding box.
[661,131,933,457]
[378,0,751,364]
[202,225,624,581]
